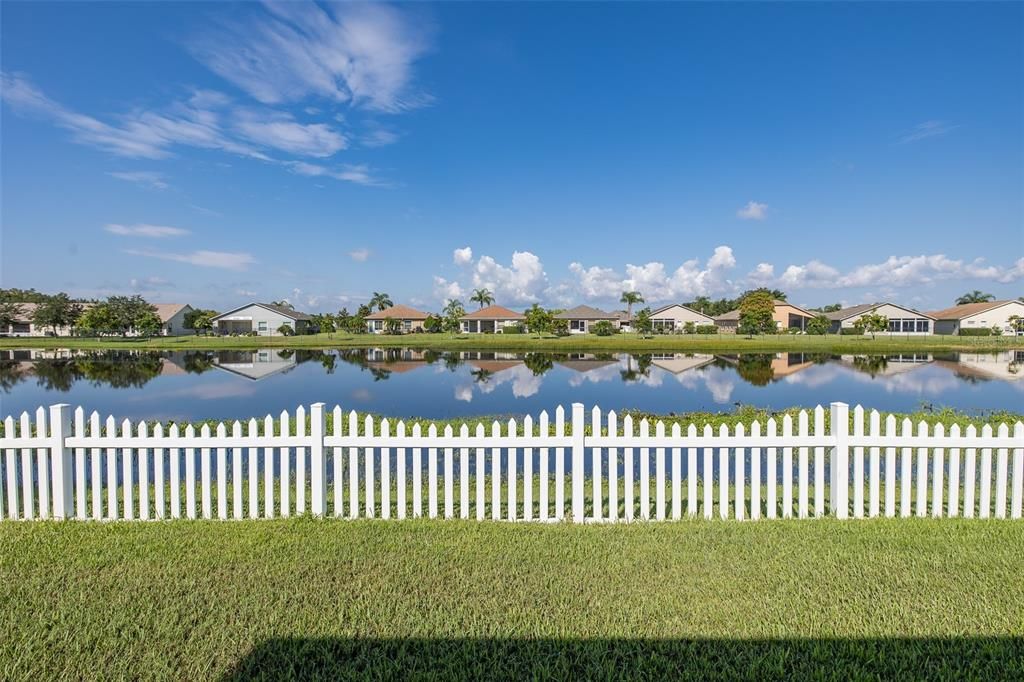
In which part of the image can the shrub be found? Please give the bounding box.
[991,325,1003,336]
[501,324,526,334]
[276,324,295,336]
[695,325,718,335]
[592,320,616,336]
[683,321,696,334]
[959,327,991,337]
[840,327,865,335]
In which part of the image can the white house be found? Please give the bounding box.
[825,302,934,335]
[212,303,312,336]
[648,304,716,332]
[928,300,1024,335]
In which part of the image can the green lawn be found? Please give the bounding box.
[2,331,1022,353]
[1,519,1021,679]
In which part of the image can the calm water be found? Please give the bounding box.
[1,348,1022,421]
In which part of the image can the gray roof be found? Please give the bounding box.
[211,302,312,321]
[554,305,616,320]
[825,302,934,321]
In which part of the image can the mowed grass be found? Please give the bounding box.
[3,331,1021,353]
[1,519,1022,679]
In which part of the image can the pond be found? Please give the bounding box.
[1,348,1022,422]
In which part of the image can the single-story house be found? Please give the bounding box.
[365,304,432,334]
[212,302,312,336]
[460,305,525,333]
[1,303,71,337]
[715,300,815,333]
[648,304,716,332]
[213,349,298,380]
[153,303,194,336]
[928,300,1024,336]
[825,302,934,335]
[554,305,619,334]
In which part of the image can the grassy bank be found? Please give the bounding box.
[1,519,1022,679]
[3,331,1022,353]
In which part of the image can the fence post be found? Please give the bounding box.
[571,403,585,523]
[310,403,326,517]
[49,404,73,520]
[830,402,849,519]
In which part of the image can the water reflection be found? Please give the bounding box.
[2,348,1022,420]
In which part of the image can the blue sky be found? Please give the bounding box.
[1,1,1022,313]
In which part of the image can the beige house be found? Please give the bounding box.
[460,305,525,333]
[554,305,619,334]
[0,302,79,337]
[826,302,934,335]
[1,301,191,336]
[715,300,815,332]
[365,304,432,334]
[153,303,194,336]
[649,304,715,332]
[928,300,1024,335]
[212,303,312,336]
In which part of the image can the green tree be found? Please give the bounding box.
[31,293,83,335]
[619,291,644,327]
[104,295,157,336]
[271,300,294,310]
[443,299,465,334]
[738,290,776,336]
[423,314,444,333]
[183,309,216,336]
[551,319,569,336]
[384,317,401,335]
[470,288,495,309]
[683,320,696,335]
[76,304,116,336]
[0,301,25,333]
[633,307,653,335]
[277,323,295,336]
[806,314,832,336]
[135,310,164,337]
[524,304,553,336]
[854,312,888,340]
[591,320,616,336]
[1008,315,1024,335]
[369,292,393,312]
[956,291,995,305]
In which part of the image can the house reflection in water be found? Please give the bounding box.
[713,352,818,385]
[213,350,298,381]
[838,353,933,377]
[556,353,620,374]
[649,353,715,375]
[935,351,1024,382]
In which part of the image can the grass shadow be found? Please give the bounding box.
[221,636,1023,679]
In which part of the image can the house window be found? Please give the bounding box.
[258,321,268,332]
[403,320,412,331]
[916,320,929,333]
[570,320,585,331]
[374,320,383,331]
[887,319,901,332]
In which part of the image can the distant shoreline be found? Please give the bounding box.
[2,333,1021,353]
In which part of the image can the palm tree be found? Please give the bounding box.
[956,290,995,305]
[470,288,495,309]
[270,300,294,310]
[620,291,644,325]
[369,292,393,312]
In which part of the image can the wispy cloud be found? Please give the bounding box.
[188,2,432,112]
[286,160,386,186]
[899,120,958,144]
[125,248,256,271]
[233,109,347,157]
[348,248,371,262]
[105,223,190,238]
[107,171,169,190]
[189,204,223,218]
[736,200,768,220]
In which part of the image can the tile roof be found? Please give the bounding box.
[365,304,432,320]
[927,300,1020,320]
[461,305,525,320]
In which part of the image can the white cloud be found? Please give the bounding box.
[104,223,190,238]
[472,251,548,304]
[107,171,169,190]
[737,201,768,220]
[130,276,172,292]
[433,276,463,301]
[233,109,346,157]
[453,246,473,265]
[361,125,399,147]
[348,248,370,262]
[125,248,256,271]
[188,2,431,112]
[751,255,1024,290]
[286,160,385,186]
[899,120,958,144]
[565,246,738,303]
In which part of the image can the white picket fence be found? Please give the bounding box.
[1,403,1021,523]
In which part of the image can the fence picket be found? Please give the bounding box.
[333,407,343,518]
[123,419,134,521]
[625,415,636,521]
[154,423,166,520]
[381,419,391,520]
[766,418,777,520]
[169,424,180,520]
[539,411,550,521]
[397,421,408,520]
[592,407,603,522]
[782,416,793,519]
[475,424,485,521]
[264,415,275,519]
[868,411,880,518]
[349,411,359,519]
[37,408,49,519]
[813,407,824,518]
[735,423,745,521]
[671,423,682,520]
[948,425,961,518]
[74,407,87,519]
[964,425,977,519]
[687,424,698,518]
[428,424,438,519]
[412,423,422,519]
[655,421,666,521]
[523,416,534,521]
[280,411,290,518]
[853,406,864,519]
[91,412,102,520]
[916,421,928,518]
[184,424,195,520]
[640,419,650,520]
[5,417,18,520]
[750,421,761,521]
[608,413,618,522]
[507,418,517,522]
[980,425,993,519]
[900,419,913,518]
[885,415,896,518]
[139,422,150,521]
[459,425,469,520]
[555,406,565,520]
[200,425,212,520]
[995,424,1009,519]
[798,410,809,519]
[718,424,729,520]
[216,424,227,520]
[491,421,501,521]
[364,415,375,518]
[1012,423,1023,520]
[443,424,453,519]
[932,424,945,518]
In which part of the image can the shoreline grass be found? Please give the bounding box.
[1,518,1022,679]
[3,331,1022,353]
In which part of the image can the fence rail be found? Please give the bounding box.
[1,403,1021,523]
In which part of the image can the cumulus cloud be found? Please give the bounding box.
[348,248,371,262]
[105,223,189,238]
[751,255,1024,290]
[433,276,463,301]
[124,248,256,271]
[737,201,768,220]
[453,246,473,265]
[188,2,432,112]
[472,251,548,304]
[566,246,738,303]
